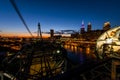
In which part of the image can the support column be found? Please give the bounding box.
[111,58,120,80]
[0,72,3,80]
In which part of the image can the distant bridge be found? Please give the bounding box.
[64,39,96,48]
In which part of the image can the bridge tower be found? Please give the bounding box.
[37,22,42,39]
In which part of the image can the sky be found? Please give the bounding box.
[0,0,120,37]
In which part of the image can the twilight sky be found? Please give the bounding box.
[0,0,120,36]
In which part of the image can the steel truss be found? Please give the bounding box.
[1,41,67,80]
[51,57,120,80]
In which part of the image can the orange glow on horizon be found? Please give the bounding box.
[0,32,50,38]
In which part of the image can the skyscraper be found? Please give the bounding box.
[87,22,92,32]
[50,29,54,38]
[80,20,85,34]
[103,22,111,31]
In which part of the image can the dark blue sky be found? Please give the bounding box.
[0,0,120,34]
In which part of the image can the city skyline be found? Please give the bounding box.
[0,0,120,37]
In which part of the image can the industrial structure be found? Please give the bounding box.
[96,26,120,59]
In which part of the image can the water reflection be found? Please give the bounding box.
[64,45,93,54]
[64,44,97,64]
[67,51,86,64]
[86,47,90,54]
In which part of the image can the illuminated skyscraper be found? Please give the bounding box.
[80,20,85,34]
[87,22,92,32]
[103,22,111,31]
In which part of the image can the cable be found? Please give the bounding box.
[10,0,34,37]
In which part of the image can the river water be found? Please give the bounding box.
[64,44,97,65]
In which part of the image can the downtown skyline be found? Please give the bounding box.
[0,0,120,37]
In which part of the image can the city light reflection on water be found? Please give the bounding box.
[64,44,97,64]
